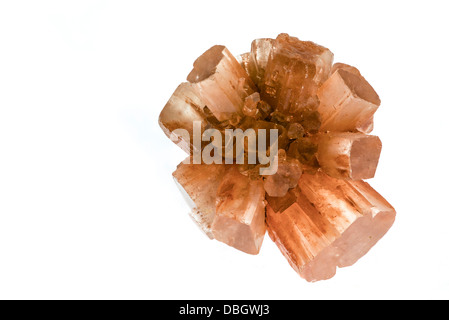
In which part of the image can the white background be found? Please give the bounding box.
[0,1,448,300]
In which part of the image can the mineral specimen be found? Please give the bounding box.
[316,132,382,180]
[159,33,395,281]
[260,33,334,115]
[187,45,257,121]
[263,150,302,197]
[212,166,266,254]
[317,64,381,132]
[174,160,266,253]
[173,158,228,238]
[159,83,207,153]
[249,38,274,88]
[266,172,396,281]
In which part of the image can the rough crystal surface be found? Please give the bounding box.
[237,52,257,86]
[159,83,207,153]
[266,172,396,281]
[242,92,261,118]
[261,33,334,115]
[263,150,302,197]
[187,45,257,121]
[212,166,266,254]
[316,132,382,180]
[330,63,374,134]
[318,66,380,132]
[173,159,228,238]
[250,38,274,88]
[357,116,374,134]
[331,63,362,76]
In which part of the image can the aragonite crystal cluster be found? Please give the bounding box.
[159,33,395,282]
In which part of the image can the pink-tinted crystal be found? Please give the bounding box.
[212,166,266,254]
[187,45,257,121]
[250,38,274,88]
[357,116,374,134]
[317,67,381,132]
[266,172,396,281]
[331,63,362,76]
[286,123,305,139]
[242,92,261,118]
[263,150,302,197]
[173,159,229,238]
[265,189,296,214]
[316,132,382,180]
[237,52,257,85]
[260,33,334,115]
[330,63,375,134]
[159,83,207,153]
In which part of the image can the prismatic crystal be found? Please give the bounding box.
[159,33,395,281]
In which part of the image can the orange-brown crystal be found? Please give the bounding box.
[160,33,395,281]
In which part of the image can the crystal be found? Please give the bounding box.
[266,172,396,282]
[317,66,381,132]
[212,166,266,254]
[237,52,257,86]
[256,100,273,119]
[265,189,296,213]
[357,116,374,134]
[173,159,229,239]
[263,150,302,197]
[159,83,207,154]
[316,132,382,180]
[286,123,305,140]
[331,63,375,134]
[242,92,261,118]
[160,33,395,281]
[260,33,334,115]
[237,39,275,90]
[331,62,362,76]
[187,45,257,121]
[250,38,274,88]
[287,137,319,167]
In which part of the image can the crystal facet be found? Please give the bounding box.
[173,159,228,239]
[187,45,257,121]
[159,83,207,153]
[212,166,266,254]
[317,67,381,132]
[237,52,257,86]
[266,172,396,281]
[263,150,302,197]
[250,38,274,88]
[316,132,382,180]
[261,33,334,115]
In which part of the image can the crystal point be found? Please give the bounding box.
[266,172,396,281]
[173,159,229,239]
[316,132,382,180]
[250,38,274,88]
[318,66,380,132]
[263,152,302,197]
[159,83,207,153]
[187,45,257,121]
[212,167,266,254]
[261,33,334,115]
[266,189,296,213]
[237,52,257,86]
